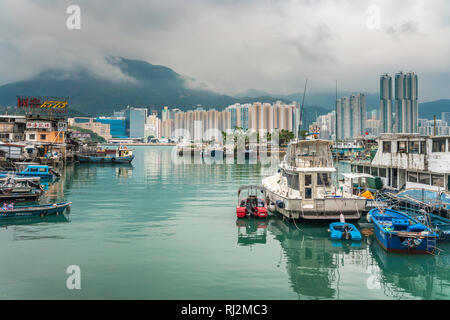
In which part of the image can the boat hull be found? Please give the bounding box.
[373,227,435,254]
[0,191,41,202]
[77,155,134,163]
[369,208,437,254]
[265,188,366,221]
[0,202,71,219]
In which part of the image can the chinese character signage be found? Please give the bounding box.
[17,96,69,113]
[26,122,51,129]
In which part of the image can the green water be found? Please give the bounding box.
[0,146,448,299]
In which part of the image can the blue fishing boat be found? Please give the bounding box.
[368,208,438,254]
[329,222,362,241]
[77,145,134,163]
[0,163,59,181]
[0,202,71,219]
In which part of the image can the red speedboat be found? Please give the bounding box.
[236,185,268,218]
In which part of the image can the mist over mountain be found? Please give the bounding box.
[0,57,447,123]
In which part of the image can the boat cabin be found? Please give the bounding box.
[282,139,336,200]
[117,146,132,157]
[15,163,51,174]
[285,139,334,168]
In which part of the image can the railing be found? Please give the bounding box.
[293,156,334,168]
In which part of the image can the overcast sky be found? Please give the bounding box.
[1,0,450,101]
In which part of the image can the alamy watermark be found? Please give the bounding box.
[66,265,81,290]
[366,4,381,30]
[66,5,81,30]
[170,125,284,166]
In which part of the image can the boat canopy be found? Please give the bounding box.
[237,185,265,195]
[285,139,333,168]
[342,173,374,179]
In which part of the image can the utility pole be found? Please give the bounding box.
[433,115,437,136]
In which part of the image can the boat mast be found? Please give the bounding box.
[297,79,308,141]
[335,80,339,188]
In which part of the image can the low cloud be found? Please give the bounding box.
[0,0,450,101]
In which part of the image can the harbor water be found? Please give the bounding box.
[0,146,448,299]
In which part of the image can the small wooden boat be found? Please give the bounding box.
[0,202,71,219]
[329,222,362,241]
[368,208,438,254]
[77,145,134,164]
[0,190,42,202]
[236,185,268,218]
[0,177,43,201]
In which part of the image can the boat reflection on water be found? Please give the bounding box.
[268,218,369,299]
[116,166,133,179]
[0,212,70,228]
[236,218,268,246]
[369,240,450,299]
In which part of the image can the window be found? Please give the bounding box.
[432,139,446,152]
[407,172,418,183]
[40,134,47,140]
[379,168,387,177]
[431,175,444,187]
[39,168,46,172]
[371,167,378,176]
[364,166,371,174]
[305,188,312,199]
[29,134,35,140]
[397,141,407,153]
[317,173,330,186]
[30,168,38,173]
[420,141,426,154]
[383,141,391,153]
[305,174,312,186]
[282,171,299,190]
[419,173,431,185]
[408,141,420,154]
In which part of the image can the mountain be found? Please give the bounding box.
[418,99,450,119]
[0,57,241,116]
[1,56,445,124]
[0,57,326,126]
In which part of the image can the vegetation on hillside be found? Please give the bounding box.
[69,126,107,143]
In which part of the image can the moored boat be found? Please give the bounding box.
[0,163,59,181]
[329,222,362,241]
[236,185,268,218]
[0,202,71,219]
[368,207,438,254]
[77,145,134,163]
[263,138,367,221]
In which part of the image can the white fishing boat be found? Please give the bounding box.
[262,138,367,220]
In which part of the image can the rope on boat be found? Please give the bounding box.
[361,228,374,236]
[292,217,303,232]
